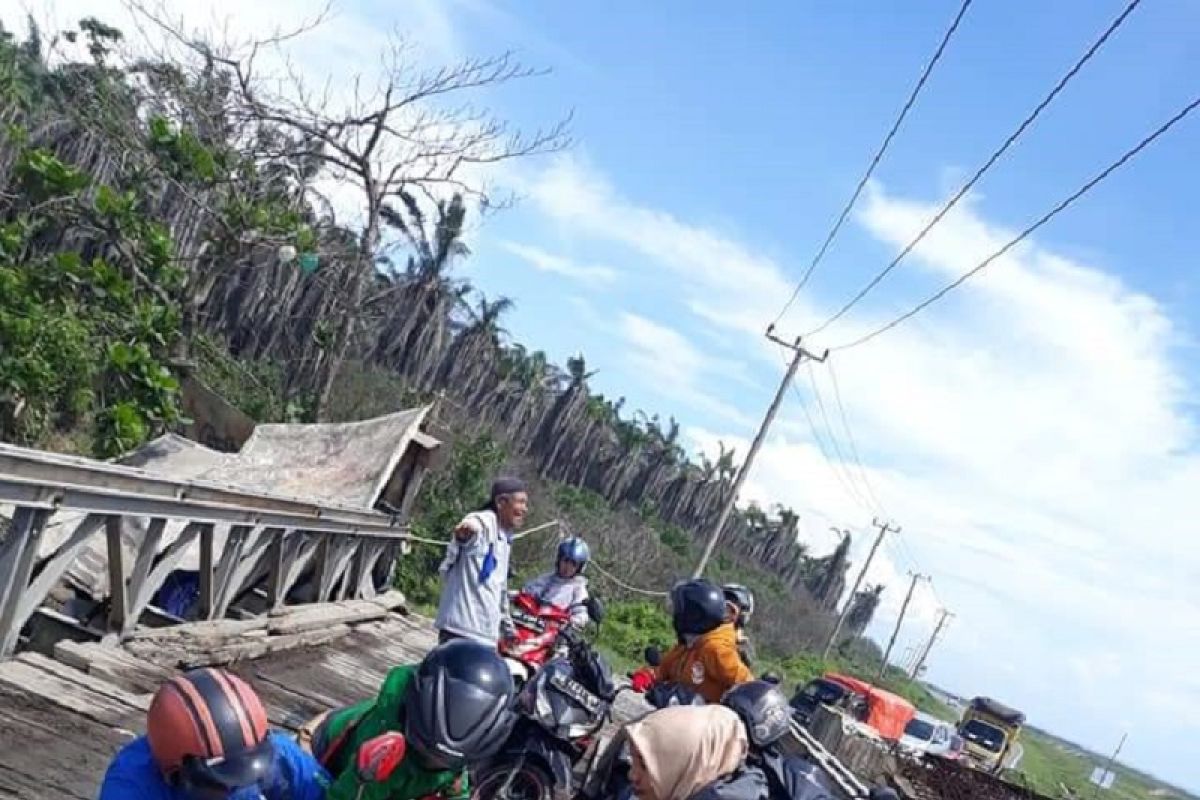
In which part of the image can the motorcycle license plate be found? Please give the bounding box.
[512,609,546,632]
[549,671,603,715]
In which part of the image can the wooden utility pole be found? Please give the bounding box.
[910,607,954,679]
[692,325,828,578]
[822,517,899,658]
[879,571,927,679]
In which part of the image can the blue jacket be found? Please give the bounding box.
[98,731,329,800]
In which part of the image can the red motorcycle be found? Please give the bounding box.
[499,591,575,687]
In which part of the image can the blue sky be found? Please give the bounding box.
[17,0,1200,790]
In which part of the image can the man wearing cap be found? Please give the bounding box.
[434,477,529,644]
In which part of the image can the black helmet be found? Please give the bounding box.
[404,639,516,770]
[670,579,727,637]
[722,584,755,626]
[721,680,792,748]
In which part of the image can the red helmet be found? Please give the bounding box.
[147,668,274,795]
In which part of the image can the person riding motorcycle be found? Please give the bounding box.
[624,704,754,800]
[652,579,752,703]
[519,536,592,628]
[308,639,517,800]
[721,584,757,669]
[721,681,834,800]
[98,667,329,800]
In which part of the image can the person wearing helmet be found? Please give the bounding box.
[435,477,529,645]
[654,579,752,703]
[721,584,757,669]
[721,681,837,800]
[312,638,518,800]
[98,667,329,800]
[520,536,592,628]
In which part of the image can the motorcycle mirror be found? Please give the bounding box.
[586,596,605,624]
[644,646,662,667]
[356,732,407,783]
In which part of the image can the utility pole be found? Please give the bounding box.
[692,325,828,578]
[910,608,954,679]
[821,517,899,659]
[878,571,927,679]
[1090,733,1127,799]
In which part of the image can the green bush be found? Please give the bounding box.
[593,600,674,672]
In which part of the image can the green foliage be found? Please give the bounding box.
[393,434,507,605]
[0,129,183,457]
[593,600,675,672]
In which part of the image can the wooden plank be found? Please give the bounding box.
[54,640,173,693]
[127,615,268,642]
[0,686,139,800]
[14,652,151,711]
[0,658,145,727]
[267,599,387,635]
[175,624,353,669]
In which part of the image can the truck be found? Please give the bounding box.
[958,696,1026,774]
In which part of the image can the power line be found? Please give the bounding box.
[774,345,875,516]
[825,360,887,514]
[836,90,1200,350]
[770,0,976,326]
[805,363,880,514]
[807,0,1146,338]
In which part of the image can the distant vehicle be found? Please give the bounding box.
[789,673,916,741]
[898,712,955,758]
[940,733,966,762]
[958,696,1026,774]
[789,676,851,726]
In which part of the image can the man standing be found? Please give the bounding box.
[434,477,528,644]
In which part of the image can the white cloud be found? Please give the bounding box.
[516,155,810,337]
[503,154,1200,782]
[500,240,618,286]
[618,314,756,429]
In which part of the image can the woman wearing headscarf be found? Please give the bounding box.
[623,705,763,800]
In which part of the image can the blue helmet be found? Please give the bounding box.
[556,537,590,571]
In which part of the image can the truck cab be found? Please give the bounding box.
[958,696,1025,773]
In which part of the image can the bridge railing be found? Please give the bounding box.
[0,443,410,658]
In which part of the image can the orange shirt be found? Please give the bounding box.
[657,622,753,703]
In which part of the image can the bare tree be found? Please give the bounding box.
[128,1,571,416]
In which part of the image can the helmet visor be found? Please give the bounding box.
[178,736,275,799]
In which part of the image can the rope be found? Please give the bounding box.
[402,518,563,548]
[589,559,670,598]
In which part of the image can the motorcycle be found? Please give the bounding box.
[472,596,623,800]
[579,648,838,800]
[499,591,580,688]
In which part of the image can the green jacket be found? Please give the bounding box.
[322,665,469,800]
